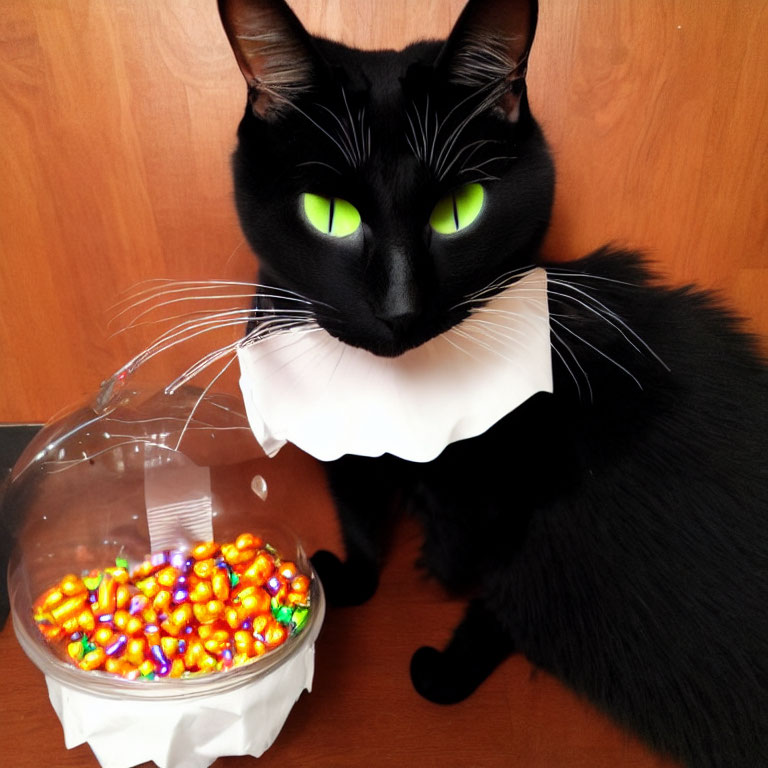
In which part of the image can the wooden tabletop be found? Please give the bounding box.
[0,445,678,768]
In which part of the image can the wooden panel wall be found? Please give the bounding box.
[1,0,766,422]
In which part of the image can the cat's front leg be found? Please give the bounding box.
[410,598,515,705]
[313,454,407,606]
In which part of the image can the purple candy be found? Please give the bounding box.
[105,634,127,657]
[150,644,168,662]
[98,613,114,623]
[169,550,186,570]
[178,639,187,654]
[150,643,170,676]
[265,576,281,596]
[144,623,159,634]
[241,619,252,631]
[150,551,168,567]
[128,595,145,615]
[172,588,189,604]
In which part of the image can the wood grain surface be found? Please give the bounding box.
[0,445,679,768]
[0,2,765,767]
[0,0,766,422]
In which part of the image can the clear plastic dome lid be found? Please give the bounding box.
[5,383,324,699]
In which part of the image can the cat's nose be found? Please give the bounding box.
[373,244,421,333]
[376,308,419,334]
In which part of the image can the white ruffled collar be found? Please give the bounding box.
[238,267,552,462]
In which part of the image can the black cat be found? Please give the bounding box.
[218,1,768,766]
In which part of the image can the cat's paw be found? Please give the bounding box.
[410,646,477,705]
[311,550,378,606]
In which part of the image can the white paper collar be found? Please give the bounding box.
[238,267,552,462]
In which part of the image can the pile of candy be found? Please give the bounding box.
[33,532,311,680]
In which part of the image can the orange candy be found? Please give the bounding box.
[80,647,106,671]
[33,532,312,680]
[241,553,274,586]
[77,609,96,632]
[94,576,117,616]
[126,638,147,666]
[50,594,88,624]
[189,579,213,603]
[235,532,262,551]
[193,558,216,580]
[191,541,218,560]
[211,571,230,601]
[115,584,131,610]
[60,574,86,597]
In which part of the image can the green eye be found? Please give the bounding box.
[302,193,361,238]
[429,183,485,235]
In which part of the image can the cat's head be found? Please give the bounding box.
[219,0,554,357]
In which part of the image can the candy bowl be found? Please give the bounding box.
[4,385,325,768]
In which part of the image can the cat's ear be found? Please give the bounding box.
[218,0,322,120]
[436,0,538,122]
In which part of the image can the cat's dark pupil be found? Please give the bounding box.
[328,197,335,234]
[451,194,459,230]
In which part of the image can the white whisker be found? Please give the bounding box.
[468,279,663,372]
[169,321,321,392]
[297,160,343,175]
[290,102,356,168]
[115,296,315,333]
[450,324,527,365]
[434,85,504,178]
[112,279,312,309]
[341,87,363,166]
[112,306,314,339]
[461,317,539,355]
[438,138,501,179]
[544,268,643,289]
[451,265,536,308]
[551,317,643,390]
[459,173,501,184]
[172,354,239,451]
[549,325,592,402]
[442,328,482,361]
[405,110,424,163]
[549,331,584,401]
[547,278,669,370]
[110,283,316,325]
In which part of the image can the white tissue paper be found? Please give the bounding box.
[45,635,319,768]
[238,267,552,462]
[40,444,325,768]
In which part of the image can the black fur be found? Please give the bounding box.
[218,1,768,765]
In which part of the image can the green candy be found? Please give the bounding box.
[271,597,294,625]
[115,556,129,569]
[80,635,96,655]
[82,573,103,591]
[291,607,310,635]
